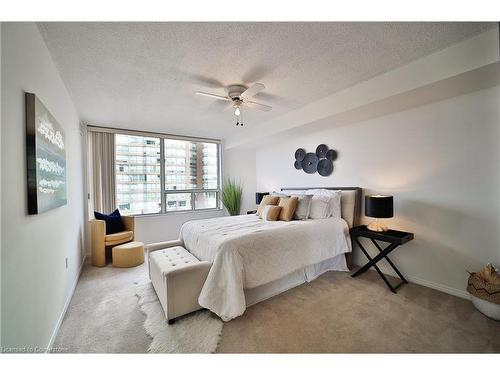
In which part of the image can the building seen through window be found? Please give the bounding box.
[115,134,219,215]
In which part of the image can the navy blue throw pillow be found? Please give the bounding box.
[94,209,125,235]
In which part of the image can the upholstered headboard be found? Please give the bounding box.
[280,187,362,228]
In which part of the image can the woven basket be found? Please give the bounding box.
[467,274,500,305]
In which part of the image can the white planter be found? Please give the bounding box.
[471,295,500,321]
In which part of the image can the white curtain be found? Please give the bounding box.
[89,131,116,214]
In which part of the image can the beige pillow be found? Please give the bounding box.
[256,195,279,216]
[259,205,282,221]
[278,196,298,221]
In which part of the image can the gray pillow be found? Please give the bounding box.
[292,194,313,220]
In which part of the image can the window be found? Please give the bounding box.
[164,139,219,211]
[115,134,161,215]
[114,132,220,215]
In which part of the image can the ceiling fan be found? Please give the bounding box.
[195,83,272,126]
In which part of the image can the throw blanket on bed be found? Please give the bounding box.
[180,214,351,321]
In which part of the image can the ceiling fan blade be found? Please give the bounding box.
[223,102,235,111]
[195,91,230,101]
[241,83,265,98]
[245,100,272,112]
[189,74,224,89]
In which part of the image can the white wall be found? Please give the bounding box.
[223,148,257,214]
[255,86,500,297]
[134,210,225,245]
[1,23,85,350]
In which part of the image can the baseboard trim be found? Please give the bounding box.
[375,265,470,300]
[46,255,86,353]
[406,274,471,300]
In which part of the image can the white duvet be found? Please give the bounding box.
[180,214,352,321]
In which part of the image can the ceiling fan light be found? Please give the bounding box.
[234,107,241,116]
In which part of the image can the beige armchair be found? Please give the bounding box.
[91,216,135,267]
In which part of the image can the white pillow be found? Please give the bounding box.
[305,189,342,218]
[308,195,331,219]
[282,190,306,195]
[329,191,342,218]
[270,191,289,198]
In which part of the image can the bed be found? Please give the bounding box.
[179,187,362,321]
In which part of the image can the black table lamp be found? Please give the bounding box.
[365,195,393,232]
[256,192,269,205]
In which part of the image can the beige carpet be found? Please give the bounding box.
[54,259,500,353]
[218,271,500,353]
[53,258,151,353]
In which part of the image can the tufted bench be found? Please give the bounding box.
[147,240,211,324]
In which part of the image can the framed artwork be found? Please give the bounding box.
[25,92,67,214]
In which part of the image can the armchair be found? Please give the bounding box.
[91,215,135,267]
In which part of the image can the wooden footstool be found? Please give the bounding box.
[112,241,144,268]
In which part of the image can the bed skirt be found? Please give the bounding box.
[244,253,348,307]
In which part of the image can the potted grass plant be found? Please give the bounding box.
[221,178,243,216]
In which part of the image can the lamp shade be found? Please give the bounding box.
[365,195,393,218]
[256,192,269,205]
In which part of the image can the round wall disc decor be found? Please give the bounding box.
[316,144,328,158]
[293,144,337,176]
[302,153,319,174]
[317,158,334,176]
[294,148,306,161]
[326,149,338,161]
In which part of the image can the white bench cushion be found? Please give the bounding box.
[150,246,200,272]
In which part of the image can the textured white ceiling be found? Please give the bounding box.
[38,22,495,140]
